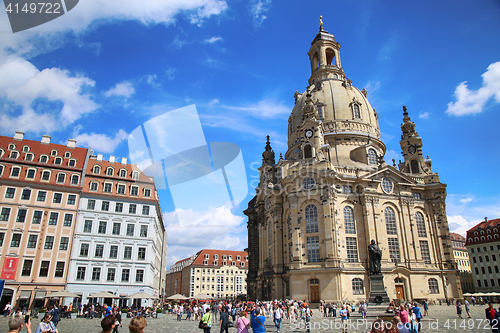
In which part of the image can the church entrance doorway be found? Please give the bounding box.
[309,278,320,303]
[395,285,405,300]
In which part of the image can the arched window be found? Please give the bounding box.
[54,157,62,165]
[395,277,404,284]
[475,237,479,242]
[10,167,21,177]
[304,145,312,159]
[352,278,364,295]
[385,207,397,235]
[344,206,356,234]
[353,104,361,118]
[428,278,439,294]
[93,166,101,174]
[56,173,66,183]
[120,169,127,177]
[68,159,76,167]
[495,234,499,239]
[41,171,50,181]
[488,235,492,240]
[0,165,4,176]
[305,205,318,233]
[312,52,319,69]
[367,149,377,165]
[106,168,114,176]
[71,175,79,185]
[326,48,335,66]
[132,171,139,180]
[309,278,319,285]
[415,212,426,237]
[40,155,48,163]
[410,159,420,174]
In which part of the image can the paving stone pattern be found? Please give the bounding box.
[0,305,495,333]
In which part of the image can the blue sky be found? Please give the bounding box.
[0,0,499,267]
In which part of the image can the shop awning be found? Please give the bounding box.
[35,291,47,299]
[19,291,32,299]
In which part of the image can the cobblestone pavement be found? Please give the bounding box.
[0,305,496,333]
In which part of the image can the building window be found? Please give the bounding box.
[385,207,397,235]
[140,225,148,237]
[11,167,20,177]
[68,159,76,167]
[54,157,62,165]
[353,104,361,118]
[106,168,114,176]
[35,191,45,203]
[101,201,109,211]
[16,209,27,223]
[134,270,143,282]
[107,268,115,282]
[307,236,320,263]
[90,182,98,191]
[104,183,112,193]
[95,244,104,258]
[83,220,92,233]
[59,237,69,250]
[126,224,134,236]
[98,221,107,234]
[142,205,150,215]
[41,171,50,181]
[87,199,96,210]
[80,243,89,257]
[420,240,431,264]
[67,194,76,205]
[93,166,101,174]
[11,233,21,247]
[112,223,121,235]
[44,236,54,249]
[120,169,126,177]
[21,189,31,200]
[144,189,151,197]
[92,267,101,281]
[305,204,318,233]
[367,149,377,165]
[5,187,15,198]
[27,235,37,248]
[344,206,356,234]
[0,208,11,221]
[56,173,65,183]
[109,245,118,259]
[21,260,33,277]
[132,172,139,180]
[346,237,359,262]
[428,278,439,294]
[138,247,146,260]
[71,175,79,185]
[342,185,352,193]
[115,203,123,213]
[40,155,48,163]
[54,262,65,278]
[76,267,86,280]
[388,238,400,263]
[412,192,421,199]
[25,153,33,161]
[382,178,393,194]
[117,184,125,194]
[302,177,315,190]
[122,269,130,282]
[124,246,132,259]
[129,204,136,214]
[48,212,58,225]
[0,233,4,246]
[352,278,364,295]
[39,261,49,277]
[131,186,139,196]
[53,193,62,203]
[63,213,73,227]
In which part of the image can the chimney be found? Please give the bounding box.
[67,139,76,148]
[109,155,115,163]
[41,135,51,144]
[485,217,489,222]
[97,154,103,161]
[13,131,24,140]
[121,157,127,165]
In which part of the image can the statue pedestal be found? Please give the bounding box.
[368,274,390,305]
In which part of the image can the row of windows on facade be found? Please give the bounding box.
[456,259,470,267]
[473,228,500,236]
[301,235,432,264]
[451,241,466,249]
[86,199,151,216]
[1,207,74,226]
[78,242,147,260]
[337,277,440,295]
[87,181,151,197]
[200,284,246,292]
[202,260,246,267]
[299,205,428,237]
[91,165,140,179]
[0,232,71,250]
[82,219,148,237]
[471,253,499,264]
[198,275,244,283]
[2,145,78,166]
[18,259,66,278]
[203,254,248,261]
[476,278,500,288]
[474,265,500,276]
[0,166,80,184]
[197,268,248,275]
[4,187,77,204]
[470,244,500,253]
[470,235,500,242]
[76,266,145,283]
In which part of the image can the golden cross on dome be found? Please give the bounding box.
[319,16,323,28]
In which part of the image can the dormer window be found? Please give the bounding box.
[367,149,377,165]
[93,166,101,174]
[119,169,127,177]
[132,171,139,180]
[25,153,34,161]
[22,146,30,152]
[68,159,76,167]
[51,150,57,156]
[8,144,15,150]
[64,152,71,158]
[106,168,114,176]
[144,189,151,197]
[40,155,48,163]
[10,151,18,159]
[54,157,62,165]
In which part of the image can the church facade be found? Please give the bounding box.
[244,23,461,303]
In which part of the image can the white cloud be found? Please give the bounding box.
[460,197,474,204]
[250,0,271,27]
[73,129,128,153]
[189,0,228,26]
[0,56,98,134]
[105,81,135,98]
[222,98,290,118]
[163,205,246,267]
[447,215,481,237]
[169,35,188,49]
[208,98,219,106]
[165,67,176,80]
[419,111,429,119]
[204,36,223,44]
[446,61,500,116]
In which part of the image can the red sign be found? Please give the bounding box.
[1,257,19,280]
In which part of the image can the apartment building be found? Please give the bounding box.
[451,233,474,293]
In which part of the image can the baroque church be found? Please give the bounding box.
[244,21,461,303]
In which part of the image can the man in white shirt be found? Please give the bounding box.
[274,305,283,332]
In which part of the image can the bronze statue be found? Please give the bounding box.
[368,239,382,274]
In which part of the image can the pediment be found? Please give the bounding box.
[362,165,415,185]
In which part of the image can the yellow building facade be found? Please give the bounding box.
[244,23,461,304]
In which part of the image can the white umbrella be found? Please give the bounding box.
[88,291,119,298]
[45,290,79,298]
[193,293,215,300]
[166,294,189,300]
[126,292,159,299]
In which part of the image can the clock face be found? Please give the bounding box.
[305,129,313,139]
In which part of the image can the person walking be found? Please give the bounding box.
[456,300,463,319]
[250,306,266,333]
[220,306,230,333]
[49,304,60,327]
[274,305,283,333]
[201,308,213,333]
[112,309,122,333]
[235,311,250,333]
[465,299,471,318]
[423,301,428,316]
[339,305,348,333]
[485,303,499,333]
